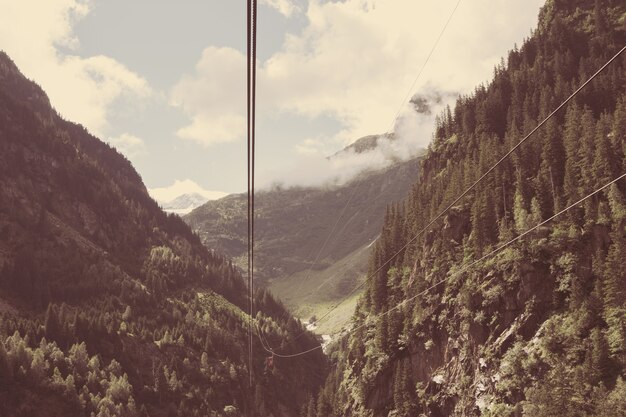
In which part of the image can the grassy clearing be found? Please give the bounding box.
[268,242,372,335]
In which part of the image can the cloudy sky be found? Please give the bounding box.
[0,0,545,201]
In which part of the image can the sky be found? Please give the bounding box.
[0,0,545,202]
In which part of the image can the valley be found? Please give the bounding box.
[185,153,422,334]
[0,0,625,416]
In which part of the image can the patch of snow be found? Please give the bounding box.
[158,192,217,214]
[165,206,198,215]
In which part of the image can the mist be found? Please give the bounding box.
[259,87,457,190]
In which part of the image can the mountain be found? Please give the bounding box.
[161,193,209,215]
[0,51,326,417]
[185,152,422,334]
[334,133,393,156]
[312,1,626,416]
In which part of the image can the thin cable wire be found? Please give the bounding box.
[347,172,626,334]
[250,317,323,358]
[246,0,258,388]
[251,0,258,331]
[246,0,252,388]
[302,44,626,332]
[255,320,324,358]
[255,172,626,357]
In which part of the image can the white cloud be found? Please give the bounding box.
[148,179,228,204]
[295,138,328,155]
[176,113,246,146]
[170,47,246,146]
[258,0,545,145]
[261,0,299,17]
[0,0,152,137]
[173,0,544,154]
[107,133,146,157]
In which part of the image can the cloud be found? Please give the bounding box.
[107,133,146,157]
[262,89,450,189]
[295,138,329,155]
[173,0,543,156]
[0,0,152,137]
[148,179,228,204]
[257,0,544,144]
[170,47,246,146]
[262,140,408,189]
[261,0,299,17]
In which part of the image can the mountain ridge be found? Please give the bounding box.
[160,192,209,215]
[311,0,626,415]
[0,50,326,417]
[185,152,423,331]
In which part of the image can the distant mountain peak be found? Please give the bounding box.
[333,132,395,157]
[161,192,209,214]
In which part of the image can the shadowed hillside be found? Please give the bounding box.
[0,51,326,417]
[185,153,422,331]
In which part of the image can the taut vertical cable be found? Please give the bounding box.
[251,0,257,325]
[246,0,258,390]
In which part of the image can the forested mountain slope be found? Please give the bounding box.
[0,51,325,417]
[185,152,421,331]
[313,1,626,416]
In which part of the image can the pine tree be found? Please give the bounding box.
[376,313,389,353]
[44,303,60,340]
[370,243,388,313]
[563,103,583,201]
[0,340,12,386]
[513,187,530,234]
[471,189,495,252]
[153,361,166,403]
[590,327,610,383]
[607,184,626,220]
[578,107,597,194]
[603,227,626,358]
[604,230,626,310]
[537,117,563,214]
[592,115,616,186]
[612,96,626,166]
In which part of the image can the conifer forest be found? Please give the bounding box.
[0,0,625,416]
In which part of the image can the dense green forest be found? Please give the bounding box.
[0,51,326,416]
[312,1,626,416]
